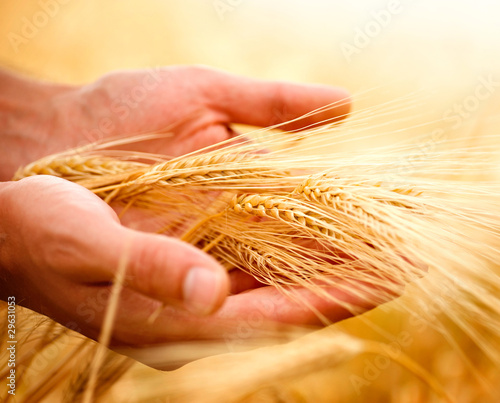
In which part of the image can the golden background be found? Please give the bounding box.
[2,0,500,146]
[1,1,500,402]
[0,0,500,152]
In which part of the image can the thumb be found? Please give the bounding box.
[201,67,351,130]
[9,176,229,316]
[96,222,230,316]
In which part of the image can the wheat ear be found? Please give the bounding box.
[13,155,146,181]
[229,193,341,238]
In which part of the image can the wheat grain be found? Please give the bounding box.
[13,155,145,181]
[6,100,500,403]
[293,175,422,208]
[214,238,303,286]
[229,193,342,238]
[130,151,288,187]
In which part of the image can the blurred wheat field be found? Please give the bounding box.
[1,1,500,402]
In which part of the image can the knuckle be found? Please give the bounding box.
[130,240,178,300]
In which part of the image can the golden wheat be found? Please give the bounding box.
[13,155,146,181]
[6,105,500,403]
[229,193,341,238]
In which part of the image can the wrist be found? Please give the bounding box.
[0,69,75,181]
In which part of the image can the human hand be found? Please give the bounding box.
[0,175,386,348]
[0,65,351,180]
[0,175,229,345]
[0,66,366,347]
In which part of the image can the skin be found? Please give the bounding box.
[0,65,388,348]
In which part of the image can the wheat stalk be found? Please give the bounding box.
[13,155,146,181]
[292,174,423,208]
[228,193,342,238]
[133,152,286,185]
[111,329,455,403]
[7,103,500,402]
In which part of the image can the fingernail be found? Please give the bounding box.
[183,267,221,315]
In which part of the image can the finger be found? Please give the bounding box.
[82,217,230,316]
[203,68,351,130]
[65,282,271,346]
[183,125,266,154]
[217,279,396,326]
[228,269,267,295]
[65,277,393,346]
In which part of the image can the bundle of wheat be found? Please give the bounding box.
[3,101,500,402]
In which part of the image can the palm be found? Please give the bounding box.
[72,67,359,344]
[5,66,361,349]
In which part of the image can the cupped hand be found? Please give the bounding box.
[0,176,385,347]
[57,65,351,156]
[0,66,364,347]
